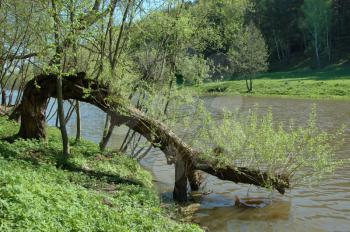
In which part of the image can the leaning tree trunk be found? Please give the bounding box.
[13,72,290,202]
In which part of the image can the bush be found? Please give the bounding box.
[192,105,344,187]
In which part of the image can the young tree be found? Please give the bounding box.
[228,23,268,92]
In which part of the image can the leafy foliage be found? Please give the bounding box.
[176,55,211,85]
[228,23,268,77]
[191,105,344,186]
[0,117,201,232]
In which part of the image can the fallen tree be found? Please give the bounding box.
[11,72,290,202]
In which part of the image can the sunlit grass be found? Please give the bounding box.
[0,117,201,232]
[187,66,350,99]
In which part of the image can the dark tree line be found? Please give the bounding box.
[251,0,350,67]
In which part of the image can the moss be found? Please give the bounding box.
[0,117,201,232]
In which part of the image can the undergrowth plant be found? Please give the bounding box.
[0,117,201,232]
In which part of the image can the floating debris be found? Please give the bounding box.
[234,195,272,208]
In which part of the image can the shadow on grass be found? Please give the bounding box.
[62,162,144,187]
[0,137,144,188]
[257,66,350,81]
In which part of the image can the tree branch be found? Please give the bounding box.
[14,72,290,194]
[6,52,38,60]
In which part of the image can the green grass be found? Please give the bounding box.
[187,65,350,99]
[0,117,201,232]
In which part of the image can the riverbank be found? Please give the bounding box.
[187,66,350,99]
[0,117,201,231]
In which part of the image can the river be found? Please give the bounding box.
[48,95,350,232]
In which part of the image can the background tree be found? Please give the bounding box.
[300,0,332,68]
[228,23,268,92]
[189,0,254,80]
[251,0,304,64]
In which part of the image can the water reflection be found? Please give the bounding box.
[193,96,350,232]
[194,199,292,231]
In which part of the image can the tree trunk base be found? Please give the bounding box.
[173,158,188,202]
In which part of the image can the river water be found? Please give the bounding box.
[56,95,350,232]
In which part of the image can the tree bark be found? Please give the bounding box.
[56,76,70,162]
[245,77,252,93]
[188,168,203,191]
[75,100,81,142]
[99,119,115,151]
[13,72,290,200]
[173,155,188,202]
[99,114,115,151]
[1,88,6,106]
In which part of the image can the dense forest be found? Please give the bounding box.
[253,0,350,67]
[0,0,349,231]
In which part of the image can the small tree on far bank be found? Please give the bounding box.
[228,23,268,93]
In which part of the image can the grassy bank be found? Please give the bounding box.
[188,66,350,99]
[0,117,201,231]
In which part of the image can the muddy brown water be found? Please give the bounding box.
[54,96,350,232]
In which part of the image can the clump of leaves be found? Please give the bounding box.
[192,105,345,187]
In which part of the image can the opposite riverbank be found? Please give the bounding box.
[186,65,350,100]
